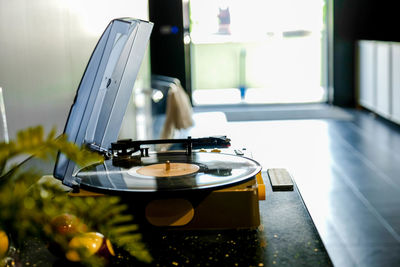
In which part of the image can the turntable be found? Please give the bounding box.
[53,18,266,230]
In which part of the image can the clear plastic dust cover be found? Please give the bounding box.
[53,18,153,187]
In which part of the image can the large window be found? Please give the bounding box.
[189,0,328,105]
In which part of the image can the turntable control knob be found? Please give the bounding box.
[165,160,171,171]
[211,148,221,153]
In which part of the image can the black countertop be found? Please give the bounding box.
[131,171,333,266]
[18,170,332,266]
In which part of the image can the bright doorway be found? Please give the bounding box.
[189,0,328,105]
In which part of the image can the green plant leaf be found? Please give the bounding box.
[0,126,151,266]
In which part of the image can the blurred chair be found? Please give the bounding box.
[151,76,193,149]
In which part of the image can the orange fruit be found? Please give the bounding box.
[0,230,9,258]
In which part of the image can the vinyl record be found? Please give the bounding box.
[76,151,261,194]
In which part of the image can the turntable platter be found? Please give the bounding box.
[76,151,261,194]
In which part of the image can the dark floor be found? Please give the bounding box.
[190,105,400,267]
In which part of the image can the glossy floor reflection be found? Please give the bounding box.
[193,107,400,266]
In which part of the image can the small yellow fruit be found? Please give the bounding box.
[0,230,9,258]
[69,232,103,256]
[50,213,87,236]
[66,232,115,262]
[104,239,115,257]
[65,249,81,262]
[65,232,115,262]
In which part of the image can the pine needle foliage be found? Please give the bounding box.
[0,126,152,266]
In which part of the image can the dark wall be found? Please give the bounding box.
[333,0,399,106]
[148,0,191,97]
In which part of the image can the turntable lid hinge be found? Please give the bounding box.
[87,142,112,158]
[64,176,82,193]
[71,181,81,193]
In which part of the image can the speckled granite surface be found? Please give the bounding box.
[18,171,331,266]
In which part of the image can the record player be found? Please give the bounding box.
[53,18,266,230]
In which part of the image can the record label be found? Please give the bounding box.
[135,162,200,177]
